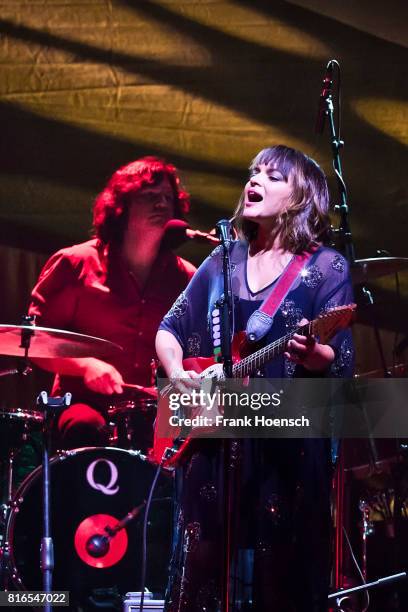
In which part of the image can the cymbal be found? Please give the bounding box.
[351,257,408,285]
[0,324,122,359]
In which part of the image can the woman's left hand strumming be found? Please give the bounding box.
[284,318,335,372]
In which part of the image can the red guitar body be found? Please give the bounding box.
[151,332,250,466]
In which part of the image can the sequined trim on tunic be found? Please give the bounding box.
[301,264,323,289]
[320,298,338,314]
[280,299,303,331]
[185,452,200,479]
[264,493,287,526]
[165,291,188,319]
[331,337,354,376]
[284,357,297,378]
[187,333,201,356]
[331,254,345,273]
[199,483,217,502]
[196,580,221,612]
[209,245,223,258]
[184,522,201,553]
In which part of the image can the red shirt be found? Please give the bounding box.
[29,239,195,406]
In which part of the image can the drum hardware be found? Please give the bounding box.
[0,315,124,543]
[359,500,375,582]
[352,250,408,381]
[123,591,164,612]
[5,447,172,605]
[0,407,44,590]
[0,318,172,606]
[107,396,158,454]
[347,452,408,611]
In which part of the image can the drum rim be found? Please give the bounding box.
[107,398,157,414]
[0,407,43,422]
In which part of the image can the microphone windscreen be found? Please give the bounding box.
[162,218,190,249]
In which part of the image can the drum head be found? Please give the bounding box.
[7,447,172,607]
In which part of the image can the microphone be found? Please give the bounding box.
[165,219,220,247]
[216,219,232,248]
[86,534,110,557]
[315,60,334,134]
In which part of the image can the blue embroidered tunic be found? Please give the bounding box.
[159,241,354,612]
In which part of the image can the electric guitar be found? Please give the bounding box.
[152,303,356,467]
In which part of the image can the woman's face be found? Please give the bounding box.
[242,162,294,224]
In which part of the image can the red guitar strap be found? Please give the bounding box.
[246,247,316,342]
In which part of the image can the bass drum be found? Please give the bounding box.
[6,447,172,608]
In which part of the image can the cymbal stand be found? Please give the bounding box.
[37,391,71,612]
[0,334,33,590]
[19,314,35,376]
[359,286,392,378]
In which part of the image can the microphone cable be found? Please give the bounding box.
[138,456,167,612]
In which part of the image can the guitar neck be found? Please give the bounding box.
[226,304,354,379]
[232,324,309,378]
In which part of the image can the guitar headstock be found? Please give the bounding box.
[311,304,356,344]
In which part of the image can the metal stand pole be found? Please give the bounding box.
[37,391,71,612]
[322,61,355,265]
[216,220,235,612]
[329,571,406,605]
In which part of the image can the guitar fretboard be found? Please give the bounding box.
[232,322,310,378]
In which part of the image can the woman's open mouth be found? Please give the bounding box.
[247,189,263,203]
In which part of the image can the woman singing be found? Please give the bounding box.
[156,145,354,611]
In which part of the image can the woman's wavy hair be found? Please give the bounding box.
[92,156,190,244]
[233,145,331,253]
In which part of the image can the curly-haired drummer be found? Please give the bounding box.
[29,157,196,449]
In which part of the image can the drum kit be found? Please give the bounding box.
[0,322,170,610]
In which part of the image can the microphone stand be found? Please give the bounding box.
[325,62,388,375]
[323,60,355,266]
[325,68,389,376]
[321,60,355,598]
[321,61,400,604]
[37,391,71,612]
[216,220,235,612]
